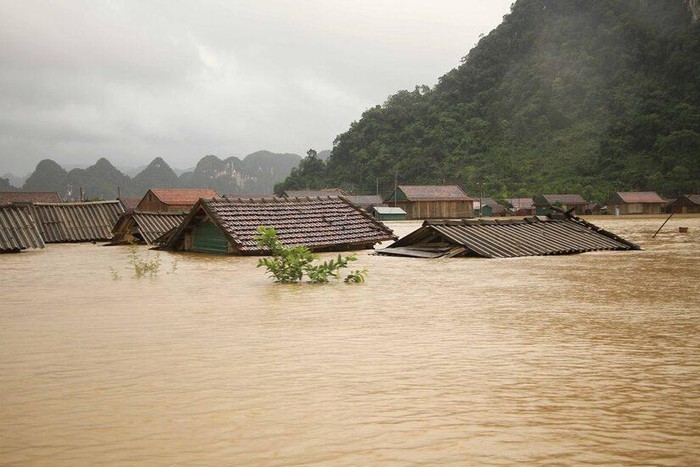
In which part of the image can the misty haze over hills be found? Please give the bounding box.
[2,151,307,200]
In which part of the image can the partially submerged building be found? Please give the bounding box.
[371,206,407,221]
[344,195,384,212]
[0,191,62,204]
[0,204,45,252]
[506,198,535,216]
[534,194,588,215]
[163,196,397,255]
[668,194,700,214]
[384,185,474,220]
[136,188,219,212]
[606,191,666,215]
[30,200,125,243]
[111,211,187,245]
[377,214,639,259]
[281,188,348,198]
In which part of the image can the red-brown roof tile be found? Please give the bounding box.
[149,188,219,205]
[0,191,62,203]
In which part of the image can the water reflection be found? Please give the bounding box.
[1,217,698,464]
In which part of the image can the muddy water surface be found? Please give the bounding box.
[1,216,699,465]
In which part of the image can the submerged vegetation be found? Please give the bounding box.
[110,245,178,280]
[255,226,368,284]
[276,0,700,201]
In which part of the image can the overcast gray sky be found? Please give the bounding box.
[0,0,513,175]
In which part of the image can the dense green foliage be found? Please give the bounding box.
[255,226,367,284]
[277,0,700,201]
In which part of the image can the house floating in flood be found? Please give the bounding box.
[0,204,45,253]
[376,212,640,259]
[162,196,397,255]
[111,211,187,245]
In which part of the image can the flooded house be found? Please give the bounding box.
[344,195,384,212]
[0,204,45,252]
[474,198,507,217]
[506,198,535,216]
[111,211,187,245]
[534,194,588,215]
[370,206,407,221]
[377,212,639,259]
[281,188,348,198]
[0,191,62,204]
[668,194,700,214]
[29,200,125,243]
[383,185,474,220]
[136,188,219,212]
[162,196,397,255]
[606,191,667,215]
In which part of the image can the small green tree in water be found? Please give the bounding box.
[255,226,368,284]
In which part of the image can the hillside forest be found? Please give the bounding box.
[277,0,700,202]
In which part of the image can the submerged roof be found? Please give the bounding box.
[390,185,472,201]
[535,194,587,205]
[344,195,383,208]
[0,191,62,204]
[611,191,666,204]
[282,188,348,198]
[0,204,45,252]
[147,188,219,205]
[112,211,187,245]
[377,215,640,259]
[372,206,406,215]
[31,201,125,243]
[164,196,397,254]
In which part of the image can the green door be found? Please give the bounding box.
[193,221,229,254]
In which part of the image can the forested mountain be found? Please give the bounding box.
[10,151,303,200]
[277,0,700,201]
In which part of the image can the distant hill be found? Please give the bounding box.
[277,0,700,201]
[14,151,303,200]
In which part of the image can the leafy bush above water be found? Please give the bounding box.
[255,226,368,284]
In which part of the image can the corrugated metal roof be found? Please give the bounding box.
[377,215,640,259]
[0,191,62,203]
[31,201,125,243]
[613,191,666,204]
[391,185,472,201]
[0,204,45,252]
[165,196,397,254]
[112,211,187,245]
[148,188,219,205]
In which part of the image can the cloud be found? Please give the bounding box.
[0,0,512,174]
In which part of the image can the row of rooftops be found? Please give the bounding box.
[1,187,691,209]
[0,186,693,257]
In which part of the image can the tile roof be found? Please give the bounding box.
[0,191,62,204]
[165,196,397,254]
[613,191,666,204]
[118,197,141,211]
[378,215,639,259]
[394,185,472,201]
[0,204,45,252]
[31,201,125,243]
[149,188,219,205]
[112,211,188,245]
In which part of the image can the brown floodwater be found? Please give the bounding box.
[1,216,699,465]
